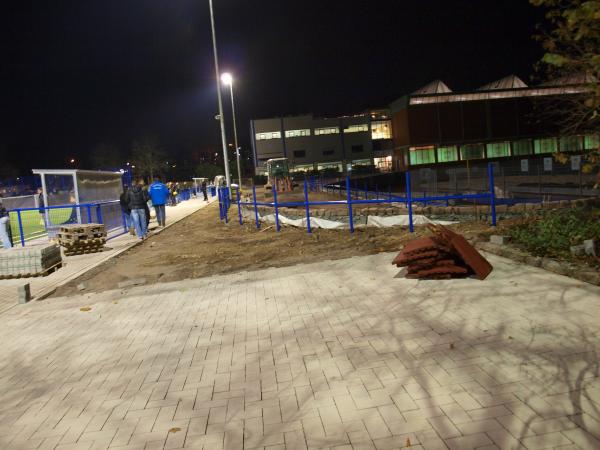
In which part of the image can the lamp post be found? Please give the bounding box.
[208,0,231,196]
[221,72,242,188]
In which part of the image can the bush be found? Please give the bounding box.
[508,207,600,257]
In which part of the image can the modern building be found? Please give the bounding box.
[249,74,597,175]
[250,110,393,175]
[390,75,597,170]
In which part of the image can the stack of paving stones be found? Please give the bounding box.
[392,224,493,280]
[58,223,107,256]
[0,244,62,279]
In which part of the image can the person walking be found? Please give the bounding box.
[119,186,134,235]
[201,180,208,202]
[0,201,13,249]
[149,175,169,227]
[126,180,150,240]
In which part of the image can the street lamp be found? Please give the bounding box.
[221,72,242,188]
[208,0,232,197]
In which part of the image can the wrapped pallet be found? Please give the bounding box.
[58,223,107,256]
[0,244,63,279]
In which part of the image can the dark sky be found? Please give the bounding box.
[2,0,545,173]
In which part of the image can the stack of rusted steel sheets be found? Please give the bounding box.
[392,224,493,280]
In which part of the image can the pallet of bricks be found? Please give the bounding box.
[58,223,107,256]
[0,244,63,279]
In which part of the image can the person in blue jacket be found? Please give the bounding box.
[148,175,170,227]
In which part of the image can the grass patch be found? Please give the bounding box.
[507,207,600,258]
[8,209,77,244]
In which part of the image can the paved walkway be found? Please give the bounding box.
[1,251,600,449]
[0,197,214,313]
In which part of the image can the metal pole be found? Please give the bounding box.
[229,83,242,189]
[208,0,231,197]
[406,171,414,233]
[252,184,260,229]
[488,163,497,227]
[17,210,25,247]
[303,180,311,234]
[236,186,243,225]
[273,185,280,232]
[346,177,354,233]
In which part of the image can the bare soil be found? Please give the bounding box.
[53,203,494,297]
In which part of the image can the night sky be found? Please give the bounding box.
[2,0,545,174]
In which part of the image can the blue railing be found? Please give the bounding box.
[218,163,498,233]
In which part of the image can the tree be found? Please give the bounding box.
[531,0,600,181]
[195,162,223,181]
[131,136,166,181]
[89,143,122,170]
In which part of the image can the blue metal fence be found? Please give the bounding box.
[219,162,498,234]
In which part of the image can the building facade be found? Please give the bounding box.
[249,75,597,175]
[250,110,393,175]
[390,75,597,170]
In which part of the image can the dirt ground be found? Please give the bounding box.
[53,202,495,297]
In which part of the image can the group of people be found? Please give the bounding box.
[119,176,170,240]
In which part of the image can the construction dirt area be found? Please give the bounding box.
[53,202,497,297]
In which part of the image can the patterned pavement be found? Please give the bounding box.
[0,252,599,449]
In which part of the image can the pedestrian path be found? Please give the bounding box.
[1,251,599,449]
[0,197,215,314]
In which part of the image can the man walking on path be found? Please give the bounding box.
[119,186,134,235]
[0,201,13,249]
[126,180,150,239]
[201,180,208,202]
[149,176,169,227]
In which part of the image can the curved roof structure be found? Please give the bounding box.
[478,75,528,91]
[411,80,452,95]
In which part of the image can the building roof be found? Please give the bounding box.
[411,80,452,95]
[478,75,528,90]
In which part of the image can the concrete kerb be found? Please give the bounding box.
[16,198,217,306]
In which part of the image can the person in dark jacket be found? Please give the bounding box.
[119,186,134,235]
[126,180,150,239]
[0,202,13,249]
[201,180,208,202]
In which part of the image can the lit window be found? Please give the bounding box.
[534,138,557,154]
[409,146,435,165]
[584,135,600,150]
[314,127,339,135]
[560,136,583,152]
[374,156,393,172]
[352,159,373,167]
[255,131,282,140]
[512,139,532,156]
[293,150,306,158]
[437,145,458,162]
[317,162,342,172]
[371,120,392,140]
[285,129,311,138]
[460,144,485,160]
[486,142,510,158]
[343,124,369,133]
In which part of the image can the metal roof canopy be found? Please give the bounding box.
[32,169,123,224]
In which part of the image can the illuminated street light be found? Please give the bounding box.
[221,72,242,187]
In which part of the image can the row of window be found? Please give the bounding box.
[255,120,393,141]
[292,145,365,159]
[289,160,374,173]
[409,135,599,166]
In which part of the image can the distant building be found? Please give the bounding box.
[249,74,597,175]
[249,110,393,175]
[390,75,597,170]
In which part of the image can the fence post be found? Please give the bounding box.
[252,185,260,229]
[217,188,223,220]
[17,210,25,247]
[86,205,92,223]
[406,171,414,233]
[96,204,103,224]
[346,176,354,234]
[224,188,229,223]
[303,180,311,234]
[273,186,280,232]
[236,187,243,225]
[488,163,497,227]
